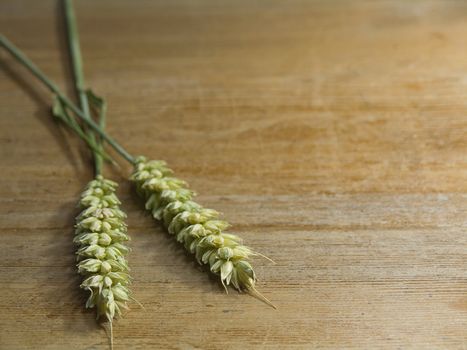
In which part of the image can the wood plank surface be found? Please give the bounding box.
[1,0,467,349]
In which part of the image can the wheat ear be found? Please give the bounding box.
[75,176,132,325]
[130,156,274,307]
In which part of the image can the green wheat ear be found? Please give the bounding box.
[75,176,132,334]
[130,156,275,308]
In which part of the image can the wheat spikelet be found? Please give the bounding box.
[130,156,273,306]
[74,175,132,325]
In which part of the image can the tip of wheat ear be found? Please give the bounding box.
[130,156,274,307]
[74,175,132,346]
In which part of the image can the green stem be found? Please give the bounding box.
[64,0,102,175]
[93,91,107,175]
[55,99,113,164]
[0,34,136,165]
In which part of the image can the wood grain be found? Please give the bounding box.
[1,0,467,349]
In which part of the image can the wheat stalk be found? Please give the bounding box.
[75,176,131,343]
[130,156,275,307]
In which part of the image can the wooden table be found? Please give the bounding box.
[1,1,467,348]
